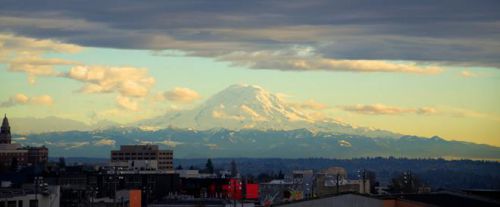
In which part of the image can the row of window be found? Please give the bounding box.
[112,157,157,161]
[0,199,38,207]
[112,152,172,156]
[112,157,173,161]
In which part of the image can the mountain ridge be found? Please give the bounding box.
[13,127,500,160]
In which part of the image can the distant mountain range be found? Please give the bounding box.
[8,84,500,160]
[14,127,500,160]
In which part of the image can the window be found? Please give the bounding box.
[29,199,38,207]
[7,201,15,207]
[17,201,22,207]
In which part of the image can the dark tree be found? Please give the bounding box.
[257,173,272,182]
[388,170,422,193]
[278,170,285,179]
[205,158,214,174]
[189,165,196,170]
[230,160,238,178]
[176,165,183,170]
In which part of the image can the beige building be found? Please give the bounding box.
[314,167,371,196]
[110,145,173,170]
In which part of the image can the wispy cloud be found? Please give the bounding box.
[92,138,116,146]
[44,141,90,150]
[219,48,443,74]
[138,139,183,148]
[442,107,500,121]
[340,104,499,121]
[459,70,479,78]
[340,104,437,115]
[290,99,328,111]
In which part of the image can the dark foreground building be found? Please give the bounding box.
[45,166,179,207]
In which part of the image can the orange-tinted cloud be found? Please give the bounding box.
[0,93,53,107]
[66,65,155,98]
[163,87,201,103]
[341,104,437,115]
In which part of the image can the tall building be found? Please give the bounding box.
[0,114,48,167]
[111,145,173,170]
[0,114,12,144]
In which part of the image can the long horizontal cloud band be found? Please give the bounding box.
[0,0,498,69]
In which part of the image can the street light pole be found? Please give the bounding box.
[34,176,42,207]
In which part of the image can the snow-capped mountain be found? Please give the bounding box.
[138,84,399,138]
[12,84,499,160]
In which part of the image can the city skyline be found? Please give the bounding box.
[0,0,499,147]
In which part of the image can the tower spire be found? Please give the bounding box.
[1,113,11,144]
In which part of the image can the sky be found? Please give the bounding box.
[0,0,499,146]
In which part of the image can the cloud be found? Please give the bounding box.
[66,65,155,97]
[291,99,328,111]
[339,103,500,123]
[1,1,498,71]
[212,110,245,121]
[340,104,499,121]
[8,55,79,84]
[44,141,90,150]
[1,93,54,107]
[206,143,219,150]
[442,107,500,121]
[1,34,156,113]
[115,95,139,111]
[93,138,116,146]
[137,139,183,148]
[29,95,54,106]
[157,140,183,148]
[341,104,437,115]
[220,48,443,74]
[0,33,82,55]
[459,70,479,78]
[163,87,201,103]
[338,140,352,147]
[0,34,83,83]
[416,107,438,115]
[12,137,27,141]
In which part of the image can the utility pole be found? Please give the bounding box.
[241,177,246,207]
[112,167,118,207]
[358,169,367,194]
[34,176,42,206]
[335,173,340,194]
